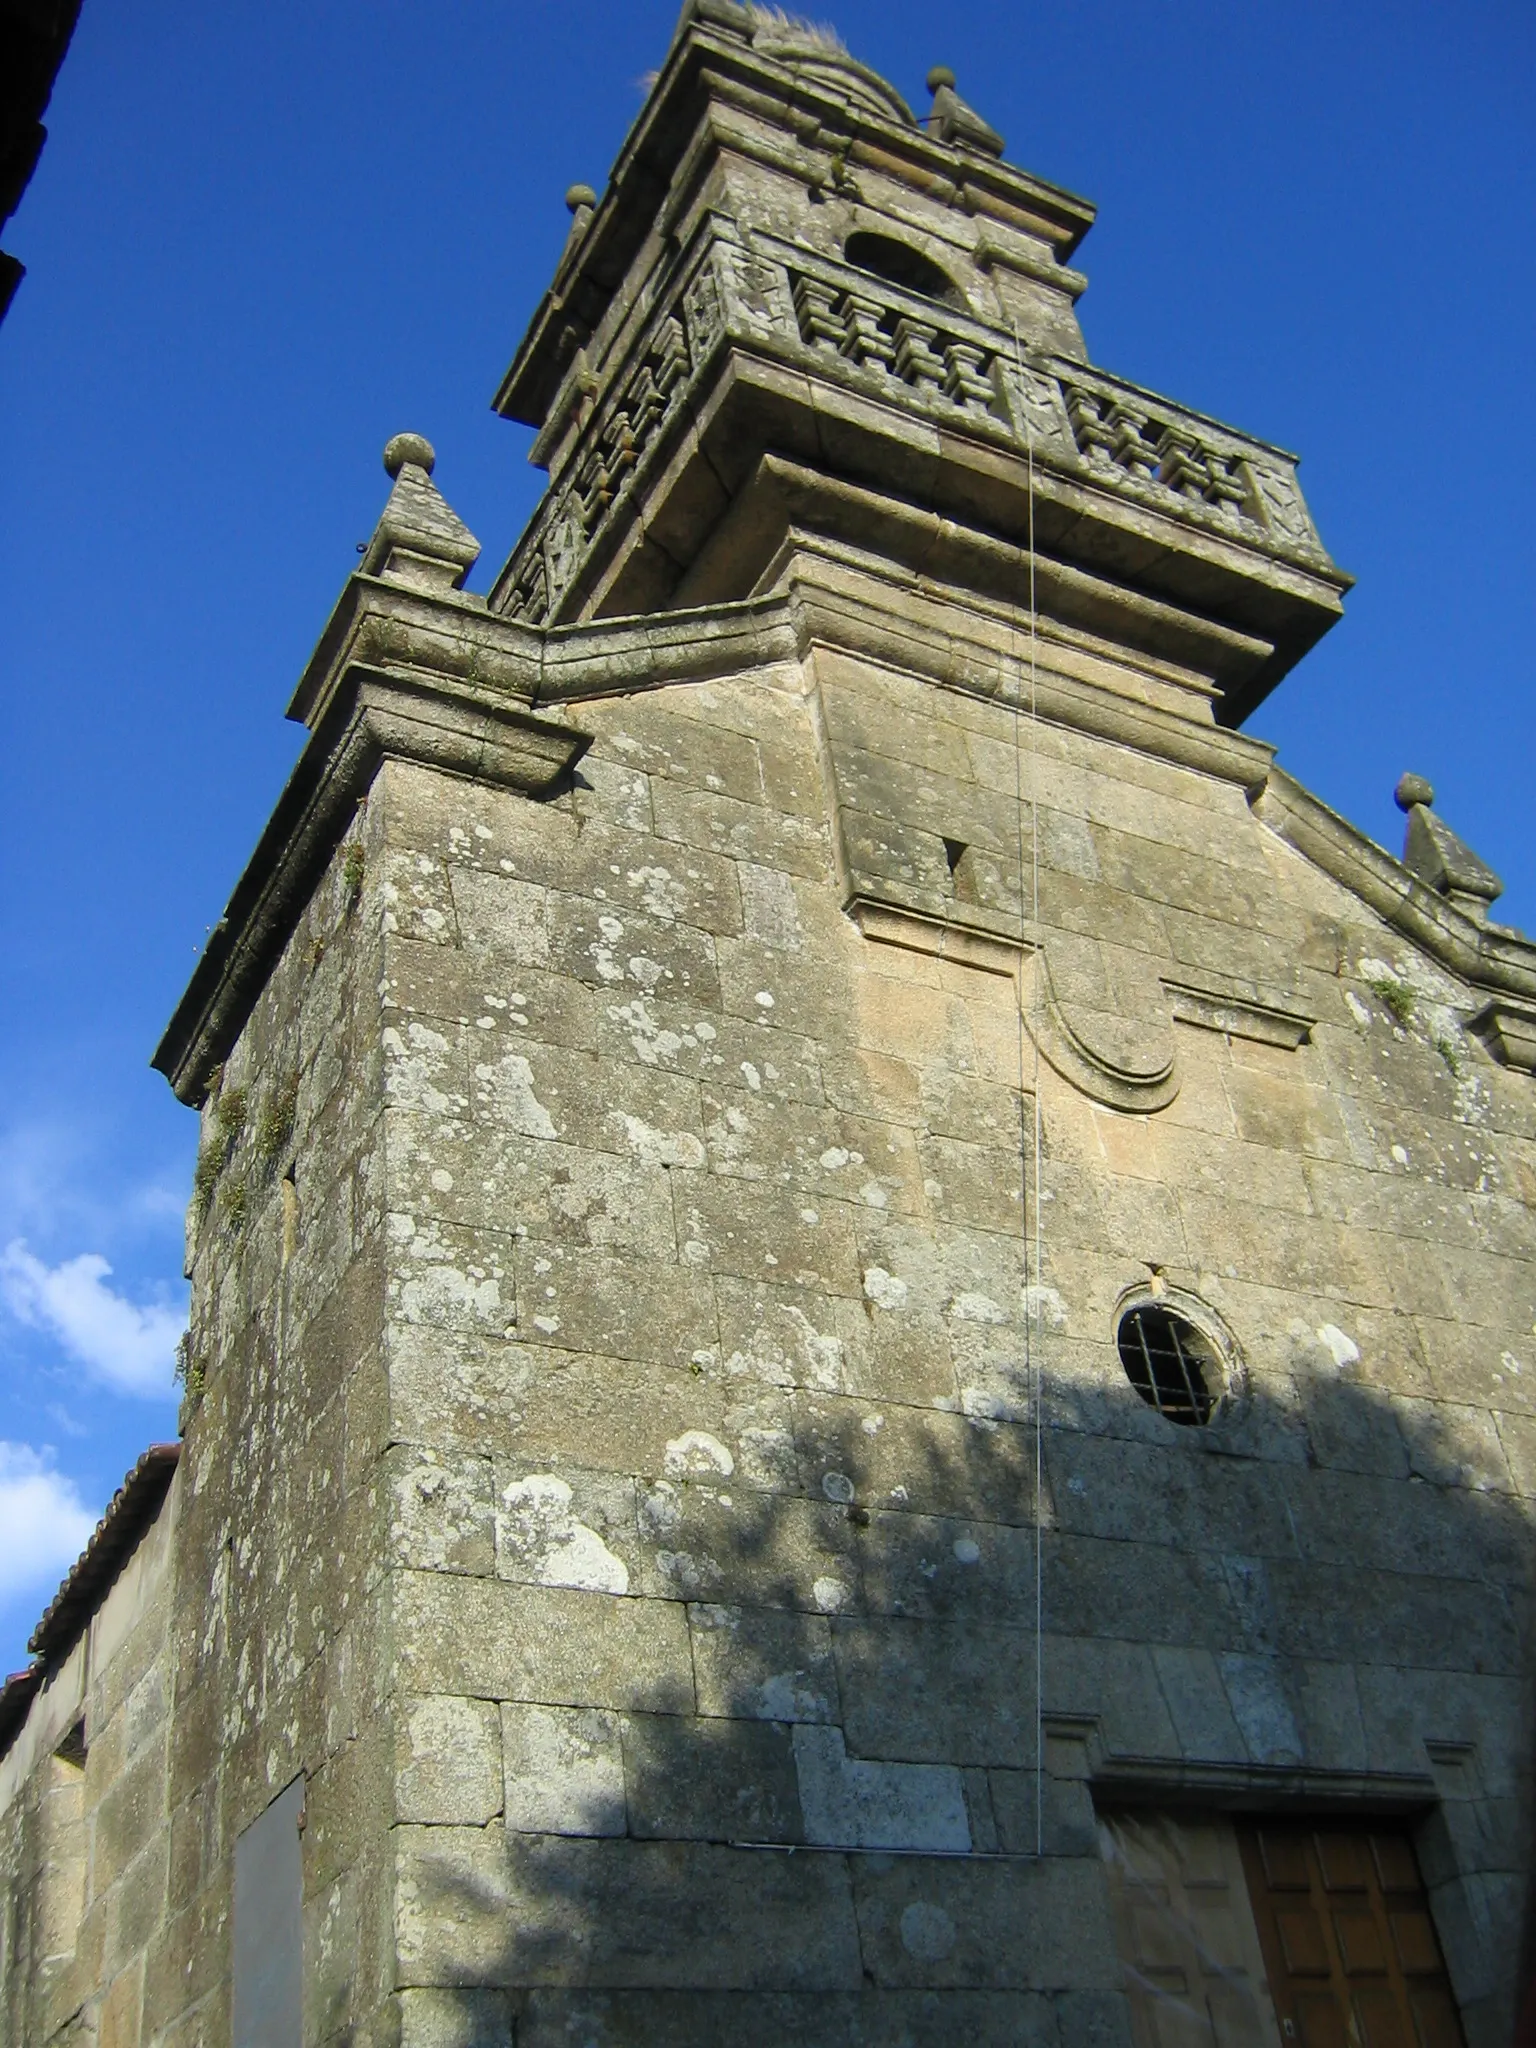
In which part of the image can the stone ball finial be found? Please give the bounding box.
[383,433,436,478]
[565,183,597,213]
[926,65,956,92]
[1395,772,1435,813]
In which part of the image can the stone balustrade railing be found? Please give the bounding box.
[495,225,1326,626]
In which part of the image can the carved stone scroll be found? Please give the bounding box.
[1025,952,1180,1114]
[848,895,1182,1114]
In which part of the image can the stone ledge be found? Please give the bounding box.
[710,457,1277,706]
[1467,999,1536,1074]
[1163,974,1315,1050]
[1089,1754,1437,1813]
[1253,769,1536,1018]
[1045,1708,1439,1815]
[847,898,1021,979]
[153,667,591,1105]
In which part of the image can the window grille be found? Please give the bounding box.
[1116,1303,1221,1426]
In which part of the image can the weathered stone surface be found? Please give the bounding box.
[5,12,1530,2048]
[495,1465,640,1595]
[508,1241,716,1370]
[503,1704,626,1837]
[398,1697,503,1825]
[399,1987,515,2048]
[791,1725,969,1851]
[833,1617,1040,1768]
[388,1446,497,1576]
[394,1572,695,1712]
[622,1713,802,1843]
[394,1829,863,1989]
[688,1603,840,1725]
[514,1986,1063,2047]
[851,1853,1120,1990]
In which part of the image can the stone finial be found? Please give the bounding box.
[1394,772,1434,813]
[359,436,480,595]
[384,432,436,479]
[925,65,1004,156]
[1394,770,1503,922]
[556,185,598,278]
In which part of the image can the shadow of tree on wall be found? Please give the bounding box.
[376,1345,1536,2048]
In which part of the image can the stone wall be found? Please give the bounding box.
[6,589,1531,2031]
[2,8,1531,2041]
[2,810,399,2047]
[369,609,1532,2047]
[3,592,1531,2047]
[167,807,398,2048]
[0,1477,177,2045]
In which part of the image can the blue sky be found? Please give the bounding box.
[1,0,1531,1675]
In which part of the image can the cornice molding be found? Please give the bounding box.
[768,537,1279,789]
[157,584,796,1106]
[1252,769,1536,1013]
[1163,973,1315,1050]
[153,666,591,1104]
[1469,999,1536,1075]
[1041,1713,1438,1814]
[158,559,1536,1112]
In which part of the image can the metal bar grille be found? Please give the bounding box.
[1119,1305,1215,1426]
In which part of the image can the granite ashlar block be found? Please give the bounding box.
[398,1697,504,1826]
[687,1602,841,1725]
[392,1572,696,1713]
[850,1851,1120,1992]
[394,1828,863,1989]
[832,1616,1040,1768]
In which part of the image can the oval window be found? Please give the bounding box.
[844,230,959,306]
[1116,1303,1224,1427]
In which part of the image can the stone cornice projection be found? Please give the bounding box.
[152,656,591,1106]
[155,453,1535,1107]
[1253,769,1536,1065]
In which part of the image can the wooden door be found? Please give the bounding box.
[1099,1811,1285,2048]
[1238,1820,1465,2048]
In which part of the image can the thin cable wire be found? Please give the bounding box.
[1011,325,1046,1858]
[1028,391,1044,1863]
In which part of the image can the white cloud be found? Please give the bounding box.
[1,1240,184,1398]
[0,1444,96,1605]
[0,1116,192,1253]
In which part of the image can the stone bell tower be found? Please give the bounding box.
[3,6,1532,2047]
[489,2,1343,727]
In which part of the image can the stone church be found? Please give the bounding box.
[3,5,1533,2044]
